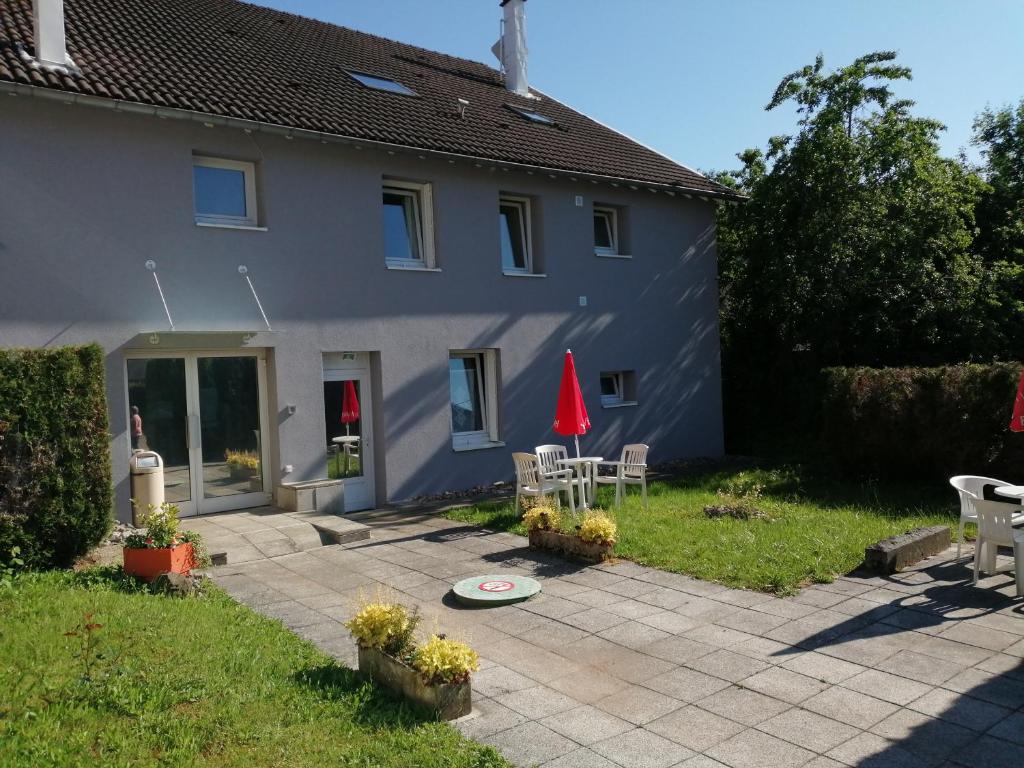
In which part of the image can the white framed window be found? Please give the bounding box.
[600,370,637,408]
[192,156,258,228]
[594,205,619,256]
[499,195,533,274]
[449,350,502,450]
[383,180,435,269]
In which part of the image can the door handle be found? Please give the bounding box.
[189,414,201,450]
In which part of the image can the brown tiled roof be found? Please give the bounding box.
[0,0,732,196]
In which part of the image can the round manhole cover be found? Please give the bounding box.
[452,574,542,606]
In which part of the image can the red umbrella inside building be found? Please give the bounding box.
[341,380,360,435]
[1010,370,1024,433]
[553,349,591,457]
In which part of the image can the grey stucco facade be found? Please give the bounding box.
[0,96,724,521]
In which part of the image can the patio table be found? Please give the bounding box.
[557,456,602,511]
[994,485,1024,501]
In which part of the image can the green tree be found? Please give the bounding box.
[715,52,984,449]
[970,100,1024,358]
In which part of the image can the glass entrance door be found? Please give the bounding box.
[322,354,375,512]
[127,357,193,511]
[127,352,270,516]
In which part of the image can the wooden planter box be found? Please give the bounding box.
[123,542,194,582]
[357,646,471,720]
[528,528,613,563]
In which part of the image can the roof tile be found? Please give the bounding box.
[0,0,731,195]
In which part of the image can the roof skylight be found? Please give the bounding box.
[347,70,417,96]
[508,105,555,125]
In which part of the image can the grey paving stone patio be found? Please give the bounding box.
[205,507,1024,767]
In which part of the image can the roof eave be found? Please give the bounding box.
[0,80,742,202]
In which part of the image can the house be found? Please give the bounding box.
[0,0,736,520]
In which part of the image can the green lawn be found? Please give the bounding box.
[442,464,959,594]
[327,451,362,480]
[0,570,508,768]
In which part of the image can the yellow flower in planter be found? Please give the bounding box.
[345,602,418,656]
[412,635,479,685]
[225,449,260,471]
[523,501,561,532]
[579,511,617,545]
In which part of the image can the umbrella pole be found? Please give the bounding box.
[574,434,580,458]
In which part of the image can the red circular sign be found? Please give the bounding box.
[478,580,515,592]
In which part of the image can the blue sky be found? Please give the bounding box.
[260,0,1024,173]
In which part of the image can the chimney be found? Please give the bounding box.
[491,0,530,98]
[32,0,71,70]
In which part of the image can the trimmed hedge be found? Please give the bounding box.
[820,363,1024,482]
[0,345,112,567]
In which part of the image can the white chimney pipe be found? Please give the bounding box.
[33,0,70,70]
[492,0,530,98]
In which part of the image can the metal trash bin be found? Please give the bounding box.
[129,451,165,525]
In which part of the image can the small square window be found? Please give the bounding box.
[600,370,637,408]
[500,196,533,273]
[450,350,502,449]
[594,206,619,256]
[383,181,435,268]
[193,156,258,227]
[347,70,417,96]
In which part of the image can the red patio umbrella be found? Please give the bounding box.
[553,349,591,456]
[1010,370,1024,433]
[341,380,360,435]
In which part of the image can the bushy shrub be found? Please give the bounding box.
[412,635,479,686]
[578,511,617,545]
[819,363,1024,482]
[0,345,112,568]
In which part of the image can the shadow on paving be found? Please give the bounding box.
[851,655,1024,767]
[772,556,1024,766]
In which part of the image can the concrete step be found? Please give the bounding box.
[181,507,370,565]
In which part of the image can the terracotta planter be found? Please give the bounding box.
[528,528,613,563]
[123,542,195,582]
[357,646,471,720]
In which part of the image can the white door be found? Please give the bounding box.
[323,353,375,511]
[126,351,272,517]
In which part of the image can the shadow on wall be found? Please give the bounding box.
[384,222,721,499]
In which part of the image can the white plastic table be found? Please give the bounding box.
[558,456,603,510]
[994,485,1024,500]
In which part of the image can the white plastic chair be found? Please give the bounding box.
[536,444,592,504]
[596,444,649,508]
[512,452,576,515]
[536,444,569,479]
[971,498,1024,596]
[949,476,1024,558]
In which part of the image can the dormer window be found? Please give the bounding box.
[346,70,416,96]
[508,105,555,125]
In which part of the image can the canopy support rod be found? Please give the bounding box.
[145,260,174,330]
[239,265,272,332]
